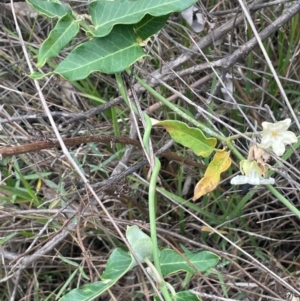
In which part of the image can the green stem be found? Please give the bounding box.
[116,72,172,300]
[135,75,300,219]
[111,106,122,157]
[267,184,300,218]
[227,132,259,141]
[149,157,161,273]
[142,113,151,154]
[135,75,243,160]
[145,258,174,300]
[148,157,172,301]
[115,73,132,110]
[70,11,91,33]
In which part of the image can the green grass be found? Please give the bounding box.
[1,1,300,300]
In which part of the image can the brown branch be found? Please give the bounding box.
[0,135,207,170]
[163,1,300,81]
[147,0,265,86]
[222,1,300,71]
[0,135,141,157]
[0,0,266,128]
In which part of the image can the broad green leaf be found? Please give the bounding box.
[37,14,79,67]
[60,248,133,301]
[160,249,219,277]
[134,14,170,42]
[156,120,217,157]
[102,248,134,280]
[193,150,231,200]
[26,0,70,18]
[88,0,197,37]
[126,225,153,263]
[59,280,114,301]
[55,25,147,80]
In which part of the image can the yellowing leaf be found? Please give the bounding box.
[193,150,231,200]
[156,120,217,157]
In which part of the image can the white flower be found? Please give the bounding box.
[230,172,275,185]
[230,160,275,186]
[260,118,297,156]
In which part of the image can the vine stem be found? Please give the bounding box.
[135,75,300,220]
[148,157,173,301]
[116,73,172,300]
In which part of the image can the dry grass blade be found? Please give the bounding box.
[0,0,300,300]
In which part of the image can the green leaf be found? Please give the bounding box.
[160,249,219,277]
[37,14,79,67]
[55,25,147,80]
[175,291,201,301]
[102,248,133,280]
[26,0,70,18]
[126,225,153,263]
[88,0,197,37]
[156,120,217,157]
[59,280,114,301]
[134,14,170,42]
[60,248,133,301]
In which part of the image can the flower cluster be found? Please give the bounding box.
[231,118,297,186]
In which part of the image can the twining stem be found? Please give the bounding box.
[148,157,173,301]
[144,258,174,300]
[115,73,172,300]
[148,157,161,274]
